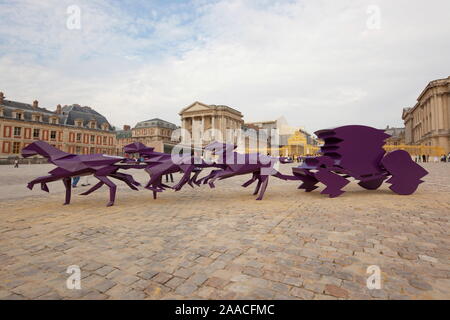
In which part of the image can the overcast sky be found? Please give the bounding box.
[0,0,449,133]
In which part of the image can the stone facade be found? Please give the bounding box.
[384,126,405,146]
[116,118,178,153]
[179,101,244,145]
[0,92,117,160]
[402,76,450,153]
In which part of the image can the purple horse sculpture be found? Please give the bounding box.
[195,142,293,200]
[123,142,213,199]
[292,125,428,197]
[22,141,140,206]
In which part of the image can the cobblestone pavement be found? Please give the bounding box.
[0,163,449,300]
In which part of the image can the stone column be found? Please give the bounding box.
[438,94,444,130]
[433,95,438,131]
[443,93,450,130]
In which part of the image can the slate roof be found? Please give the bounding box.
[116,130,132,139]
[0,99,56,123]
[60,105,113,131]
[134,118,178,130]
[0,98,114,132]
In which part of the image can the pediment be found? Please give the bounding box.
[179,101,211,114]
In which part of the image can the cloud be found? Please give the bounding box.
[0,0,449,133]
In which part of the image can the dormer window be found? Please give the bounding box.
[89,120,97,129]
[15,112,23,120]
[101,123,109,131]
[75,120,83,127]
[50,117,58,124]
[0,108,3,117]
[33,114,42,122]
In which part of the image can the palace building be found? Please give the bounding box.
[179,101,244,145]
[0,92,116,160]
[384,126,405,146]
[116,118,178,154]
[402,76,450,153]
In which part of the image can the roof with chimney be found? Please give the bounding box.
[0,96,57,123]
[60,104,113,131]
[0,92,113,131]
[116,129,132,139]
[134,118,178,129]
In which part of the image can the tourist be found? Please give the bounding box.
[13,159,19,168]
[422,154,427,162]
[72,176,80,188]
[80,176,91,187]
[165,173,174,183]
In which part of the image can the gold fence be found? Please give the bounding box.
[246,144,444,157]
[383,144,445,156]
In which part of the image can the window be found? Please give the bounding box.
[51,118,57,124]
[15,113,22,120]
[14,127,21,136]
[90,135,95,143]
[33,129,40,138]
[76,120,83,127]
[12,142,20,154]
[90,121,96,129]
[33,115,41,122]
[76,133,82,142]
[103,136,107,145]
[50,131,57,140]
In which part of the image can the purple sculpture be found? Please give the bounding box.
[195,142,293,200]
[22,141,140,206]
[22,125,428,206]
[123,142,217,198]
[292,125,428,197]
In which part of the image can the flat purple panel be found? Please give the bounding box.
[292,125,428,197]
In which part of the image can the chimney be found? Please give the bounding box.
[123,125,131,131]
[0,92,4,104]
[32,100,39,109]
[56,104,62,114]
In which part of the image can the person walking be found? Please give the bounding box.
[81,175,91,187]
[165,173,174,183]
[13,159,19,168]
[72,176,80,188]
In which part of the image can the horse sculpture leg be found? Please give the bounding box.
[256,175,269,200]
[80,181,104,196]
[198,170,222,185]
[173,165,195,191]
[189,170,201,188]
[62,177,72,205]
[112,172,141,187]
[253,177,263,195]
[94,175,117,207]
[27,174,59,191]
[109,173,139,191]
[242,172,258,188]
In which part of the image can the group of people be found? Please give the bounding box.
[414,154,450,163]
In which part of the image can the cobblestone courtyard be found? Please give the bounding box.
[0,163,449,300]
